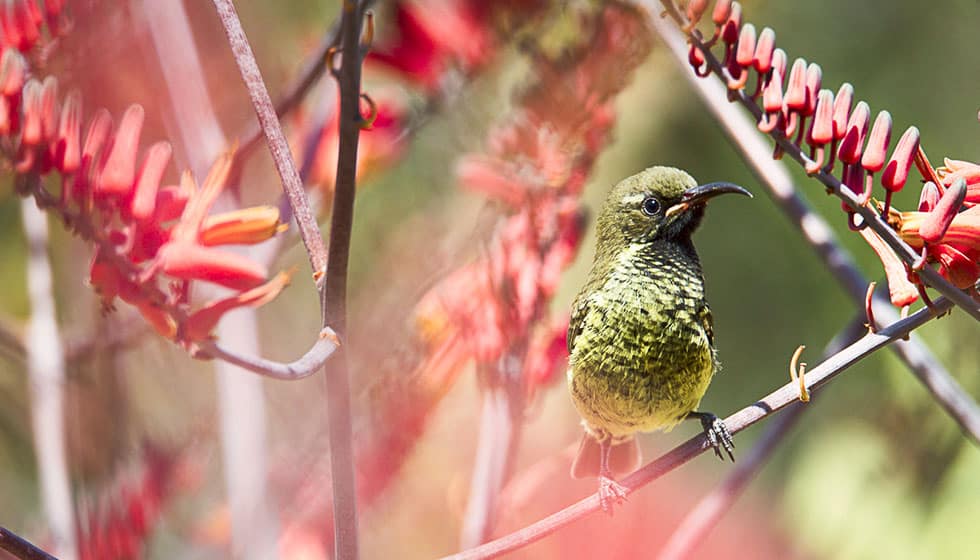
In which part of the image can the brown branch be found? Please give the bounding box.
[649,10,980,445]
[233,0,377,167]
[653,0,980,323]
[656,318,866,560]
[196,327,340,380]
[443,297,952,560]
[321,1,370,558]
[211,0,328,290]
[0,526,57,560]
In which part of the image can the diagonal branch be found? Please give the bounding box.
[656,318,867,560]
[212,0,328,289]
[443,296,952,560]
[0,526,58,560]
[648,10,980,444]
[652,0,980,323]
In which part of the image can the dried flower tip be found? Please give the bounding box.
[918,180,940,212]
[864,282,878,332]
[832,83,854,140]
[920,178,966,244]
[55,90,82,174]
[789,345,809,402]
[130,141,172,222]
[837,100,870,165]
[860,110,892,174]
[881,126,920,192]
[98,104,145,196]
[753,27,775,73]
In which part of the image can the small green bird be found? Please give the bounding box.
[566,166,750,512]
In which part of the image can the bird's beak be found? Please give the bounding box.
[665,182,752,217]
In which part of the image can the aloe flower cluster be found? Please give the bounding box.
[679,0,980,306]
[4,9,291,350]
[414,2,652,398]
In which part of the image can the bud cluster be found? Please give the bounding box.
[680,0,980,305]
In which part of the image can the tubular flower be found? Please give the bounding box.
[5,62,289,345]
[675,0,980,304]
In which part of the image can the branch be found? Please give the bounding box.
[443,297,951,560]
[0,526,57,560]
[320,1,369,557]
[20,197,77,560]
[196,328,340,380]
[656,318,866,560]
[233,0,377,166]
[648,10,980,445]
[212,0,328,289]
[652,0,980,323]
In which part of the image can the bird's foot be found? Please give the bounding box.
[695,412,735,461]
[598,475,629,515]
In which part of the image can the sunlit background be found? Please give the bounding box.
[0,1,978,558]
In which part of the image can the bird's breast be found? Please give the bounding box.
[567,243,717,437]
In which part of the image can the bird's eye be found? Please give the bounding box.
[641,196,661,216]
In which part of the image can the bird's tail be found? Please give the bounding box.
[570,433,641,479]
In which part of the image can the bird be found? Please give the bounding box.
[566,166,751,513]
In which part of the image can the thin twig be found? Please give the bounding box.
[233,0,377,166]
[656,318,866,560]
[20,198,77,560]
[212,0,328,288]
[0,526,58,560]
[321,1,370,558]
[197,327,339,379]
[443,297,952,560]
[649,12,980,444]
[652,0,980,322]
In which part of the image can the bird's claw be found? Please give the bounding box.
[700,413,735,462]
[598,475,629,515]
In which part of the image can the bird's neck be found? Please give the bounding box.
[596,237,704,284]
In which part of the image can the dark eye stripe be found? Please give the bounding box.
[642,197,661,216]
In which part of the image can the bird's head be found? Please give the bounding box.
[596,166,751,249]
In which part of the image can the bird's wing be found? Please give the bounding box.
[567,296,591,353]
[699,303,714,347]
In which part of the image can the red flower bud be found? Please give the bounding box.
[98,104,145,197]
[831,83,854,140]
[881,126,920,192]
[753,27,775,73]
[918,180,940,212]
[920,178,966,244]
[861,110,892,173]
[837,101,870,165]
[130,142,172,223]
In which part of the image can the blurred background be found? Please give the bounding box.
[0,0,978,558]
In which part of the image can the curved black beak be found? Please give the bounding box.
[666,182,752,217]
